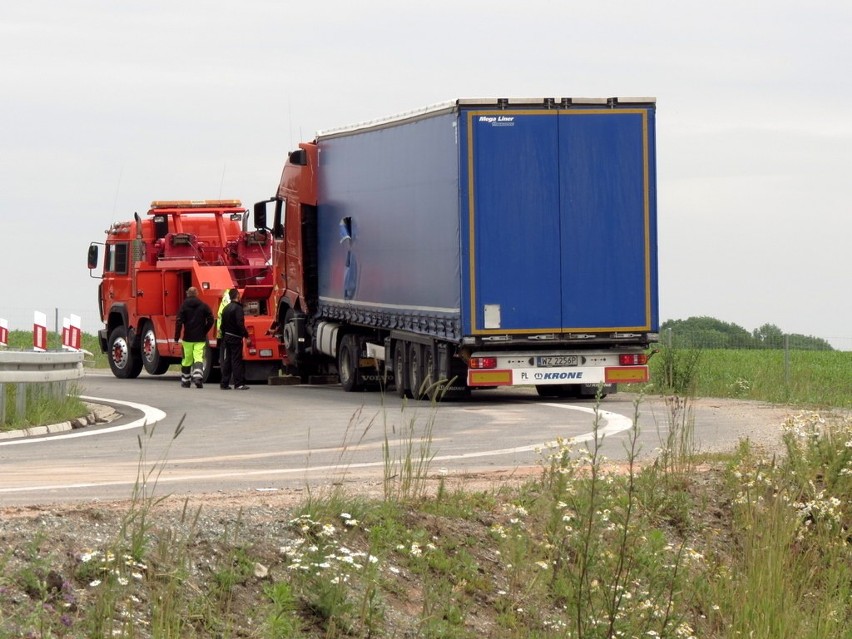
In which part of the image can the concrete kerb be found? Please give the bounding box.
[0,402,120,441]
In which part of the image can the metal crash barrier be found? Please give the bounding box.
[0,351,84,425]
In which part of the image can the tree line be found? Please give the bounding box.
[660,316,833,351]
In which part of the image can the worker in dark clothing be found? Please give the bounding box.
[219,288,250,390]
[174,286,215,388]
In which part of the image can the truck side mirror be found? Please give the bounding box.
[253,200,269,230]
[289,149,307,166]
[87,244,99,270]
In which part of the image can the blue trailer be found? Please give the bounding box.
[259,97,658,399]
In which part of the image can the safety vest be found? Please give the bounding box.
[216,290,230,337]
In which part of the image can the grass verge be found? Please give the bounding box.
[1,392,849,637]
[1,383,88,431]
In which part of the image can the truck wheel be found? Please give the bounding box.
[421,346,441,401]
[408,343,425,399]
[108,326,143,379]
[394,341,411,399]
[338,334,361,392]
[141,322,170,375]
[282,308,301,366]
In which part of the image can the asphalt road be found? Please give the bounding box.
[0,370,790,506]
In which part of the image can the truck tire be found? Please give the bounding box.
[421,346,442,401]
[338,334,361,392]
[282,308,300,367]
[141,321,170,375]
[108,326,143,379]
[408,343,425,399]
[393,341,411,399]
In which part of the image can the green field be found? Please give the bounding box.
[643,347,852,408]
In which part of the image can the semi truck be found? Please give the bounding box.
[87,200,281,382]
[255,97,659,399]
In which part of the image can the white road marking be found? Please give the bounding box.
[0,401,632,493]
[0,396,166,447]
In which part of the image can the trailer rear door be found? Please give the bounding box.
[462,104,656,335]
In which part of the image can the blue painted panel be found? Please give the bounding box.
[462,111,563,332]
[317,101,658,339]
[558,111,654,330]
[316,113,461,317]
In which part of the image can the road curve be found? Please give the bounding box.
[0,371,792,506]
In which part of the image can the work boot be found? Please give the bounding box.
[180,366,191,388]
[191,363,204,389]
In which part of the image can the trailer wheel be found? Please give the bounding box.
[421,346,442,401]
[338,334,361,392]
[108,326,143,379]
[141,322,170,375]
[408,343,426,399]
[393,341,411,399]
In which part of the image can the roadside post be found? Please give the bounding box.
[33,312,47,352]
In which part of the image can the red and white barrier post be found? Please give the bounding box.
[0,318,8,346]
[62,317,70,350]
[70,314,82,351]
[33,311,48,352]
[62,315,82,351]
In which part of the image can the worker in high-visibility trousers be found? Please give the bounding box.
[174,287,215,388]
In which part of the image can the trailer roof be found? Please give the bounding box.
[316,97,656,139]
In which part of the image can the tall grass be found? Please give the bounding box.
[645,346,852,407]
[1,382,88,429]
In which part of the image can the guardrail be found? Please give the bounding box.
[0,351,84,425]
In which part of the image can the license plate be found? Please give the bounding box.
[536,355,579,367]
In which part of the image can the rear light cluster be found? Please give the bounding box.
[619,353,648,366]
[247,326,257,354]
[469,357,498,370]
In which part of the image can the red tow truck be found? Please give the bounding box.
[87,200,281,382]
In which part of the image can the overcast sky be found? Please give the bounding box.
[1,1,850,349]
